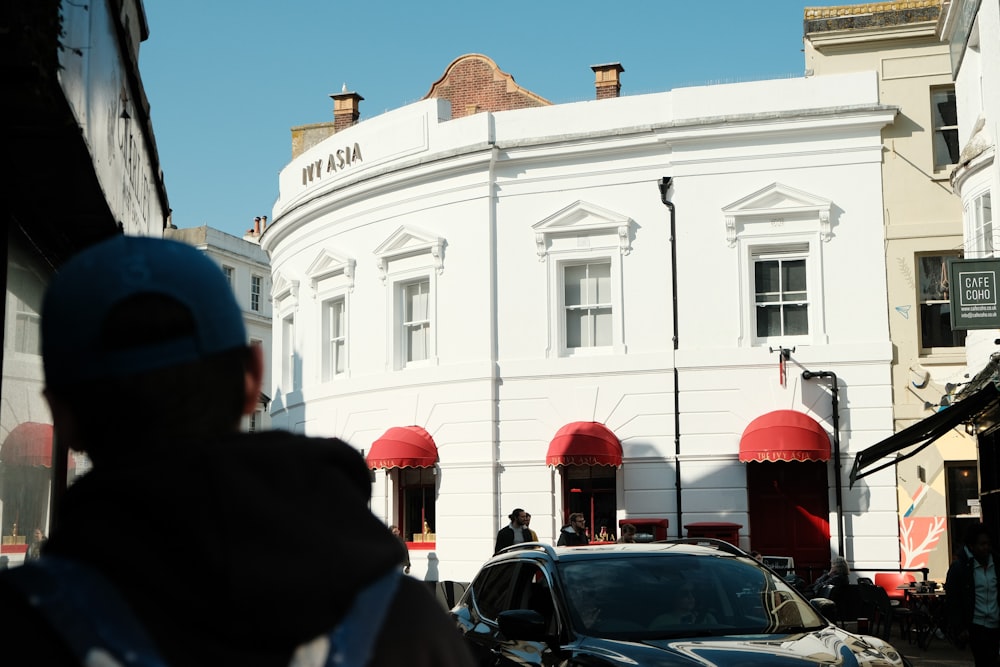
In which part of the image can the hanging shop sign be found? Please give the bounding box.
[950,258,1000,330]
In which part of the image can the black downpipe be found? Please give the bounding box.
[802,370,844,558]
[659,177,682,537]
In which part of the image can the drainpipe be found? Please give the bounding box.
[488,121,503,542]
[658,177,682,537]
[802,369,845,558]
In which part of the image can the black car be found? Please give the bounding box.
[451,540,910,666]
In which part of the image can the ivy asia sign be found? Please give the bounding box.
[950,259,1000,330]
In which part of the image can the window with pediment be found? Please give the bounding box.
[306,249,355,381]
[723,183,832,347]
[532,201,633,357]
[373,226,445,369]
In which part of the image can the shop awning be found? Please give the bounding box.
[0,422,74,469]
[366,425,438,469]
[739,410,830,463]
[849,383,1000,486]
[546,422,622,467]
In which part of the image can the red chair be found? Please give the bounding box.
[874,572,917,603]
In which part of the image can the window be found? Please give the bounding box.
[281,315,295,390]
[222,265,234,288]
[931,87,959,170]
[969,192,994,258]
[918,253,966,350]
[753,249,808,339]
[945,462,979,558]
[248,410,261,433]
[402,279,430,364]
[251,274,262,312]
[398,467,435,544]
[564,262,612,349]
[322,297,346,381]
[9,265,43,355]
[470,563,519,621]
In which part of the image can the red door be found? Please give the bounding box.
[747,461,830,581]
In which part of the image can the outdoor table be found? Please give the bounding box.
[897,584,946,650]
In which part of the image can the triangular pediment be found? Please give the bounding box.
[271,272,299,303]
[374,225,446,280]
[532,200,631,234]
[374,225,443,258]
[532,201,634,258]
[305,248,355,290]
[723,183,833,246]
[722,183,831,216]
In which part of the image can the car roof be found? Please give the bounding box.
[491,538,749,564]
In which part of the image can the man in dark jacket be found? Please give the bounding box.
[494,508,529,554]
[946,523,1000,666]
[0,236,474,667]
[557,512,590,546]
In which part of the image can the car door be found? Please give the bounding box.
[454,560,521,666]
[493,561,563,667]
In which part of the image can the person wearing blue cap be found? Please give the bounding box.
[0,235,474,667]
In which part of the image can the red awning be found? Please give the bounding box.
[0,422,75,469]
[366,425,438,469]
[739,410,830,463]
[546,422,622,467]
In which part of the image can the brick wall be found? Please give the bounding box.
[424,54,551,119]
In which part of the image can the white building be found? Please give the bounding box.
[937,0,1000,537]
[262,55,899,584]
[165,225,273,432]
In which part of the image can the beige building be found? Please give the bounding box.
[805,0,976,580]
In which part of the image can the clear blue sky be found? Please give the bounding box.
[141,1,812,239]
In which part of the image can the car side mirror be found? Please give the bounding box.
[497,609,549,642]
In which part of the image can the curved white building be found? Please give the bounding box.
[263,55,899,584]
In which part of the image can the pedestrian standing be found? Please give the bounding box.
[557,512,590,547]
[946,523,1000,666]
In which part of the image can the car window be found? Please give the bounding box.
[557,554,825,640]
[509,561,558,634]
[471,562,519,621]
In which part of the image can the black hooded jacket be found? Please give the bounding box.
[0,431,473,666]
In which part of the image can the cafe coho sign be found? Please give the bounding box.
[302,143,363,185]
[949,258,1000,330]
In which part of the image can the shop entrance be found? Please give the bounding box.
[562,465,617,541]
[747,460,830,581]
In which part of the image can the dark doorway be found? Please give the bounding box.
[562,465,616,541]
[747,460,830,582]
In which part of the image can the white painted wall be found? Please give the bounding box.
[264,71,899,583]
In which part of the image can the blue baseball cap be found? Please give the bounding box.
[42,235,248,389]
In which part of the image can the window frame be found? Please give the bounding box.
[388,271,437,370]
[752,250,810,342]
[321,295,348,381]
[967,190,995,259]
[916,251,967,355]
[250,274,263,312]
[222,265,235,289]
[563,261,614,351]
[401,278,431,365]
[740,238,823,348]
[550,252,624,357]
[281,314,295,391]
[931,85,959,172]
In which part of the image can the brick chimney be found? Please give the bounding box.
[591,63,624,100]
[331,86,364,132]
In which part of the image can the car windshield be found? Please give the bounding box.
[557,553,825,640]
